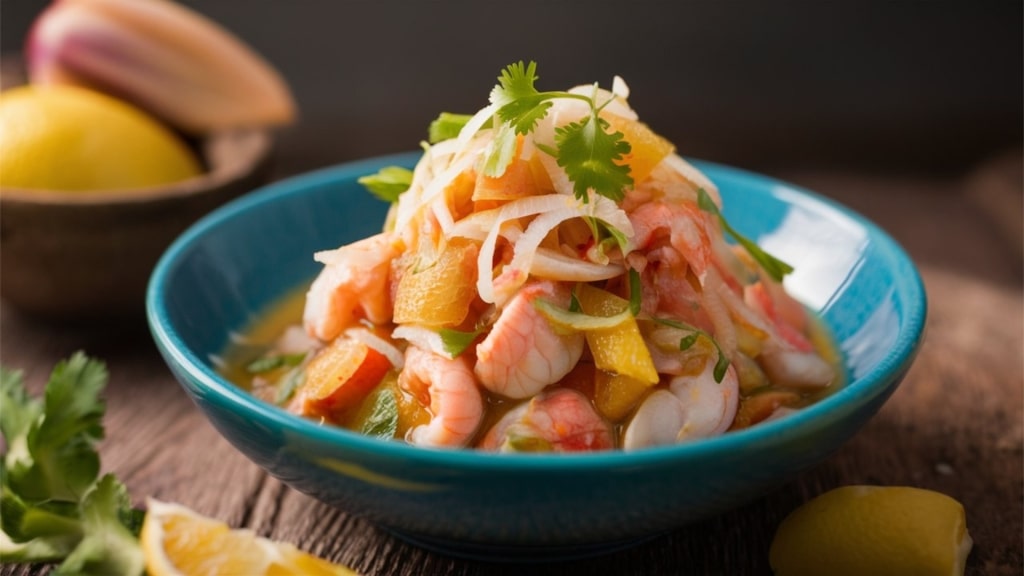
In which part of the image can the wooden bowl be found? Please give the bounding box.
[0,129,274,321]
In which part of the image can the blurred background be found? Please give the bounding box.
[4,0,1021,176]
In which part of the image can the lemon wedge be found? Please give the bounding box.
[769,485,972,576]
[141,499,358,576]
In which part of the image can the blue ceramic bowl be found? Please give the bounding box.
[147,152,926,560]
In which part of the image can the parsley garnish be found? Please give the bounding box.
[696,188,793,282]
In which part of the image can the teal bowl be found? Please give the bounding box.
[146,152,926,560]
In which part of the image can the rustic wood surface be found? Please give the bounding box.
[1,155,1021,575]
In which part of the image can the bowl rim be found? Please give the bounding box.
[147,152,927,472]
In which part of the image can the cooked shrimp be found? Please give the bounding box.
[479,388,613,452]
[623,363,739,450]
[628,200,713,280]
[399,346,483,448]
[303,232,400,341]
[474,280,584,399]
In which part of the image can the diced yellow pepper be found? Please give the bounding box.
[594,370,650,422]
[393,239,479,327]
[575,284,659,385]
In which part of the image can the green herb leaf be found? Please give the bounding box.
[245,352,306,375]
[55,475,144,576]
[490,61,553,136]
[357,166,414,203]
[428,112,473,143]
[628,268,642,316]
[6,353,107,503]
[359,390,399,440]
[650,317,731,383]
[274,367,306,405]
[0,353,145,575]
[554,113,633,203]
[438,328,483,358]
[696,188,794,282]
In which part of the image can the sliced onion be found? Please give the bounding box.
[396,147,480,233]
[477,194,580,303]
[664,154,719,200]
[456,103,498,150]
[530,248,623,281]
[391,325,451,359]
[345,327,405,369]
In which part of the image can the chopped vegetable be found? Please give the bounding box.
[358,166,414,203]
[292,337,392,419]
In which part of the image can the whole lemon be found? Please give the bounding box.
[769,485,973,576]
[0,85,202,191]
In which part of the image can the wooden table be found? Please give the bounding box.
[2,154,1021,575]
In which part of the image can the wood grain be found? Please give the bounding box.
[1,168,1021,575]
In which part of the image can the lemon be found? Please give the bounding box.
[141,498,358,576]
[0,85,202,191]
[769,485,972,576]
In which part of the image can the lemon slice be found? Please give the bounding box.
[769,485,972,576]
[141,499,358,576]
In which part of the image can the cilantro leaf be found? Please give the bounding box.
[628,268,642,316]
[428,112,473,143]
[55,475,144,576]
[553,113,633,202]
[6,353,107,503]
[357,166,414,203]
[438,328,484,358]
[245,352,306,374]
[359,390,398,440]
[696,188,794,282]
[489,60,541,109]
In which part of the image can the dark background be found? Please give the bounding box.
[3,1,1021,177]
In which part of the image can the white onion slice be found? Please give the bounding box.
[530,248,623,281]
[664,154,719,201]
[344,327,405,370]
[477,195,580,303]
[391,325,451,359]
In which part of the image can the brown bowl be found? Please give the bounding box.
[0,129,274,322]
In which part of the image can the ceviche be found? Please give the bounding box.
[223,62,840,452]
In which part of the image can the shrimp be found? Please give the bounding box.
[398,346,483,448]
[623,363,739,450]
[474,280,584,399]
[479,388,614,452]
[628,200,713,280]
[303,232,400,342]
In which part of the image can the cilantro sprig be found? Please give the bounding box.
[696,188,794,282]
[407,61,635,204]
[1,353,144,575]
[486,61,633,202]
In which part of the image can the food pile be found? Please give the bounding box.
[240,62,839,452]
[0,0,295,192]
